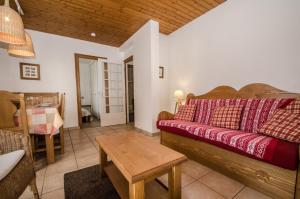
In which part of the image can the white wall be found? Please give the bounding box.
[0,29,121,128]
[79,60,92,106]
[159,34,170,112]
[120,20,161,133]
[167,0,300,110]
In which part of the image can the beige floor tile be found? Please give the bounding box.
[19,168,46,199]
[182,160,211,179]
[82,127,100,133]
[147,135,160,143]
[63,139,72,145]
[69,132,88,138]
[199,171,244,199]
[95,126,113,132]
[43,172,65,194]
[146,180,168,199]
[55,150,75,160]
[74,146,97,158]
[182,181,225,199]
[77,152,99,169]
[45,156,77,177]
[97,130,118,135]
[19,186,34,199]
[157,172,197,188]
[69,129,83,134]
[64,145,74,153]
[42,188,64,199]
[71,138,91,145]
[36,168,46,193]
[234,187,272,199]
[85,132,102,138]
[73,142,95,151]
[70,133,88,138]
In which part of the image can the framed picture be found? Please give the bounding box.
[20,63,40,80]
[159,66,164,78]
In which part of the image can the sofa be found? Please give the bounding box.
[157,83,300,199]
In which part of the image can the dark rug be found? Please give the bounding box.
[64,164,120,199]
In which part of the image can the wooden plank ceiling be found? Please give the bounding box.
[2,0,225,47]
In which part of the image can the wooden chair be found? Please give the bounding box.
[57,93,65,154]
[24,92,59,108]
[0,91,39,199]
[24,93,65,163]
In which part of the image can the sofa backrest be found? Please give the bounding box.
[240,98,292,133]
[187,98,293,133]
[188,98,247,125]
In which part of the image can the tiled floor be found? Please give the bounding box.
[82,116,101,128]
[20,125,272,199]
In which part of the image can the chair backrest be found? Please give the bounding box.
[24,92,59,107]
[58,93,66,121]
[0,91,29,135]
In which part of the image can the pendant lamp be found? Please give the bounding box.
[0,0,25,44]
[8,31,35,57]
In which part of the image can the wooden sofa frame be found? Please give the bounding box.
[158,83,300,199]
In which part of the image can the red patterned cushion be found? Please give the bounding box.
[174,105,196,121]
[258,109,300,143]
[285,99,300,115]
[188,99,248,124]
[240,98,291,133]
[209,105,244,130]
[157,120,298,170]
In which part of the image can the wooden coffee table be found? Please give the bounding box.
[96,132,187,199]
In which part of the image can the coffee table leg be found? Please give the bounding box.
[129,180,145,199]
[99,146,107,177]
[168,165,181,199]
[45,134,55,164]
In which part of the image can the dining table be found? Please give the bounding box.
[18,104,64,164]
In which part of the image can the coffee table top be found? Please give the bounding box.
[96,132,187,183]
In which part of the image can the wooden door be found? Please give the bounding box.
[99,61,126,126]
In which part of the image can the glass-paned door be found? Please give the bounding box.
[99,60,126,126]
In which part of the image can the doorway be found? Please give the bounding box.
[75,53,107,128]
[124,56,134,124]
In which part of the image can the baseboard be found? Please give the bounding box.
[135,128,160,137]
[64,126,80,131]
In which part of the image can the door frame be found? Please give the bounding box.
[123,55,133,124]
[74,53,107,128]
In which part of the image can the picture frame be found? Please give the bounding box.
[159,66,164,78]
[19,62,40,80]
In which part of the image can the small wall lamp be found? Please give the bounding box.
[174,90,184,113]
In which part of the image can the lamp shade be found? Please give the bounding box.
[174,90,184,100]
[8,31,35,57]
[0,0,26,44]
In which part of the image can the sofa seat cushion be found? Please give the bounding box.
[0,150,25,181]
[157,120,298,170]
